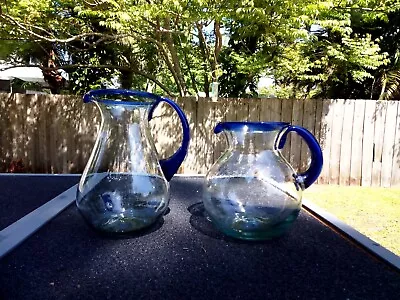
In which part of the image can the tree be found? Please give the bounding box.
[0,0,225,96]
[352,9,400,99]
[266,1,399,99]
[1,0,398,98]
[216,1,398,99]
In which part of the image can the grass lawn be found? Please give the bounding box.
[303,184,400,256]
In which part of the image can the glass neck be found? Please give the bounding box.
[225,130,281,152]
[92,101,158,175]
[96,102,150,125]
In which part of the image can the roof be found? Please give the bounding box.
[0,64,46,83]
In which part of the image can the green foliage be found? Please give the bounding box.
[353,9,400,99]
[378,50,400,99]
[269,1,396,99]
[274,33,388,98]
[0,0,399,98]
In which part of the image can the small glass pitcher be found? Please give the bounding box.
[203,122,323,240]
[76,89,190,233]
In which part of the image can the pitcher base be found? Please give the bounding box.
[210,210,300,241]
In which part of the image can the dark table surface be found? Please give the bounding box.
[0,175,79,230]
[0,175,399,300]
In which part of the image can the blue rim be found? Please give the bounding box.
[214,122,289,134]
[83,89,161,106]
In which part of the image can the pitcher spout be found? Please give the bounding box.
[214,122,290,134]
[83,89,161,105]
[214,122,290,151]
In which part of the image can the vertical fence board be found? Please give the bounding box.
[236,98,249,121]
[260,99,271,121]
[10,94,18,164]
[42,96,50,172]
[11,94,18,161]
[36,95,42,172]
[300,100,316,173]
[203,99,215,172]
[56,98,64,173]
[60,99,68,173]
[381,101,399,187]
[225,99,237,122]
[280,99,294,162]
[290,100,304,171]
[77,103,85,172]
[247,98,262,159]
[4,95,12,168]
[391,102,400,187]
[31,95,39,172]
[70,96,80,173]
[270,98,282,121]
[339,100,355,186]
[179,98,197,174]
[361,101,376,186]
[35,95,42,172]
[320,99,335,185]
[194,99,205,174]
[65,96,72,172]
[15,94,25,161]
[73,98,83,173]
[350,100,366,186]
[49,105,57,173]
[39,95,49,172]
[24,95,32,171]
[371,101,387,186]
[314,100,324,184]
[248,98,260,122]
[212,99,226,164]
[329,100,345,185]
[314,100,323,141]
[79,102,89,173]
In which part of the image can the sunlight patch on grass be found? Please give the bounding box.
[303,185,400,256]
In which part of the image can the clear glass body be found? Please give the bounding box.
[76,102,169,233]
[203,128,303,240]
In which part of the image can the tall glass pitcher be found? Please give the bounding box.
[203,122,323,240]
[76,89,190,233]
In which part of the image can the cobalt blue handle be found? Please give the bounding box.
[277,125,323,189]
[148,97,190,181]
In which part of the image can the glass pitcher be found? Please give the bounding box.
[76,89,190,233]
[203,122,323,240]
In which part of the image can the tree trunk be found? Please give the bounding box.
[196,22,211,96]
[164,17,187,96]
[213,21,222,81]
[153,18,185,96]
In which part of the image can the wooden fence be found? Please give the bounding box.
[0,93,399,187]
